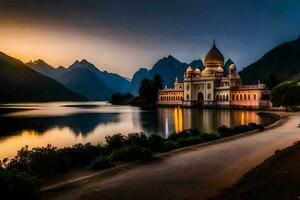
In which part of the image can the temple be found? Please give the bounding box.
[157,41,271,109]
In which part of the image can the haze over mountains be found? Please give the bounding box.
[0,52,86,102]
[28,59,130,100]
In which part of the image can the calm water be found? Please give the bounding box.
[0,102,272,159]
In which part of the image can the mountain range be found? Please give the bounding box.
[1,36,300,102]
[128,56,205,95]
[0,52,86,102]
[28,59,130,100]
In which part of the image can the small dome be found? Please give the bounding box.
[186,66,193,73]
[204,41,224,67]
[194,68,201,74]
[217,66,224,73]
[229,64,236,71]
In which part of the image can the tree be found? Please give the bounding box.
[138,78,153,105]
[271,81,300,111]
[265,73,280,90]
[109,93,135,105]
[152,74,163,104]
[138,74,163,106]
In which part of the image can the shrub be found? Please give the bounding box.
[201,133,220,141]
[148,135,165,151]
[60,143,107,166]
[105,134,126,150]
[108,145,152,161]
[218,126,233,137]
[175,136,202,148]
[126,133,148,147]
[89,156,113,170]
[0,168,40,200]
[168,129,201,140]
[7,145,70,177]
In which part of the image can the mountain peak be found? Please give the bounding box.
[80,59,91,65]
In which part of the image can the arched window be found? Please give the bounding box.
[232,94,235,101]
[216,95,219,101]
[254,94,256,100]
[207,93,211,100]
[226,94,229,101]
[223,95,226,101]
[248,94,251,100]
[240,94,243,100]
[187,95,189,100]
[236,94,239,100]
[244,94,247,100]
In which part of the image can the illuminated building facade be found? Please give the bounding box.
[157,41,271,109]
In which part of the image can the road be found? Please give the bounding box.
[41,113,300,200]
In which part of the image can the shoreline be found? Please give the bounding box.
[40,112,284,193]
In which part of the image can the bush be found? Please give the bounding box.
[218,126,233,137]
[126,133,148,147]
[108,145,152,161]
[89,156,113,170]
[218,123,264,137]
[105,134,126,150]
[0,168,40,200]
[60,143,107,166]
[200,133,220,141]
[175,136,202,148]
[148,135,165,151]
[7,145,70,177]
[168,129,201,140]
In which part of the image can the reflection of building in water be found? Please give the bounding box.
[158,41,271,109]
[174,107,183,133]
[157,108,263,136]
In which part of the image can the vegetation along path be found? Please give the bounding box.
[41,112,300,200]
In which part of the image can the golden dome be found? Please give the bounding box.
[216,66,224,73]
[229,64,236,71]
[204,41,224,67]
[201,68,216,77]
[186,66,193,73]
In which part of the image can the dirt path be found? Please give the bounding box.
[41,113,300,200]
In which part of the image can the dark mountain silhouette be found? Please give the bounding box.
[28,59,130,100]
[128,68,149,95]
[240,36,300,84]
[0,52,87,102]
[129,56,204,95]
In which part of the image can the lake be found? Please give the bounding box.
[0,102,273,159]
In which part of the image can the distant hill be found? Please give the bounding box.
[240,36,300,84]
[0,52,87,102]
[28,59,130,100]
[128,55,204,95]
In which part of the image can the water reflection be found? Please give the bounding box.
[0,102,271,159]
[0,112,120,136]
[157,107,269,136]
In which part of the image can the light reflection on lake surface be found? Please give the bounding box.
[0,102,272,159]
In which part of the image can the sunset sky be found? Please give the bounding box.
[0,0,300,78]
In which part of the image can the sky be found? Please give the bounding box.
[0,0,300,78]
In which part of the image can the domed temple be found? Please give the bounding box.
[157,41,271,109]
